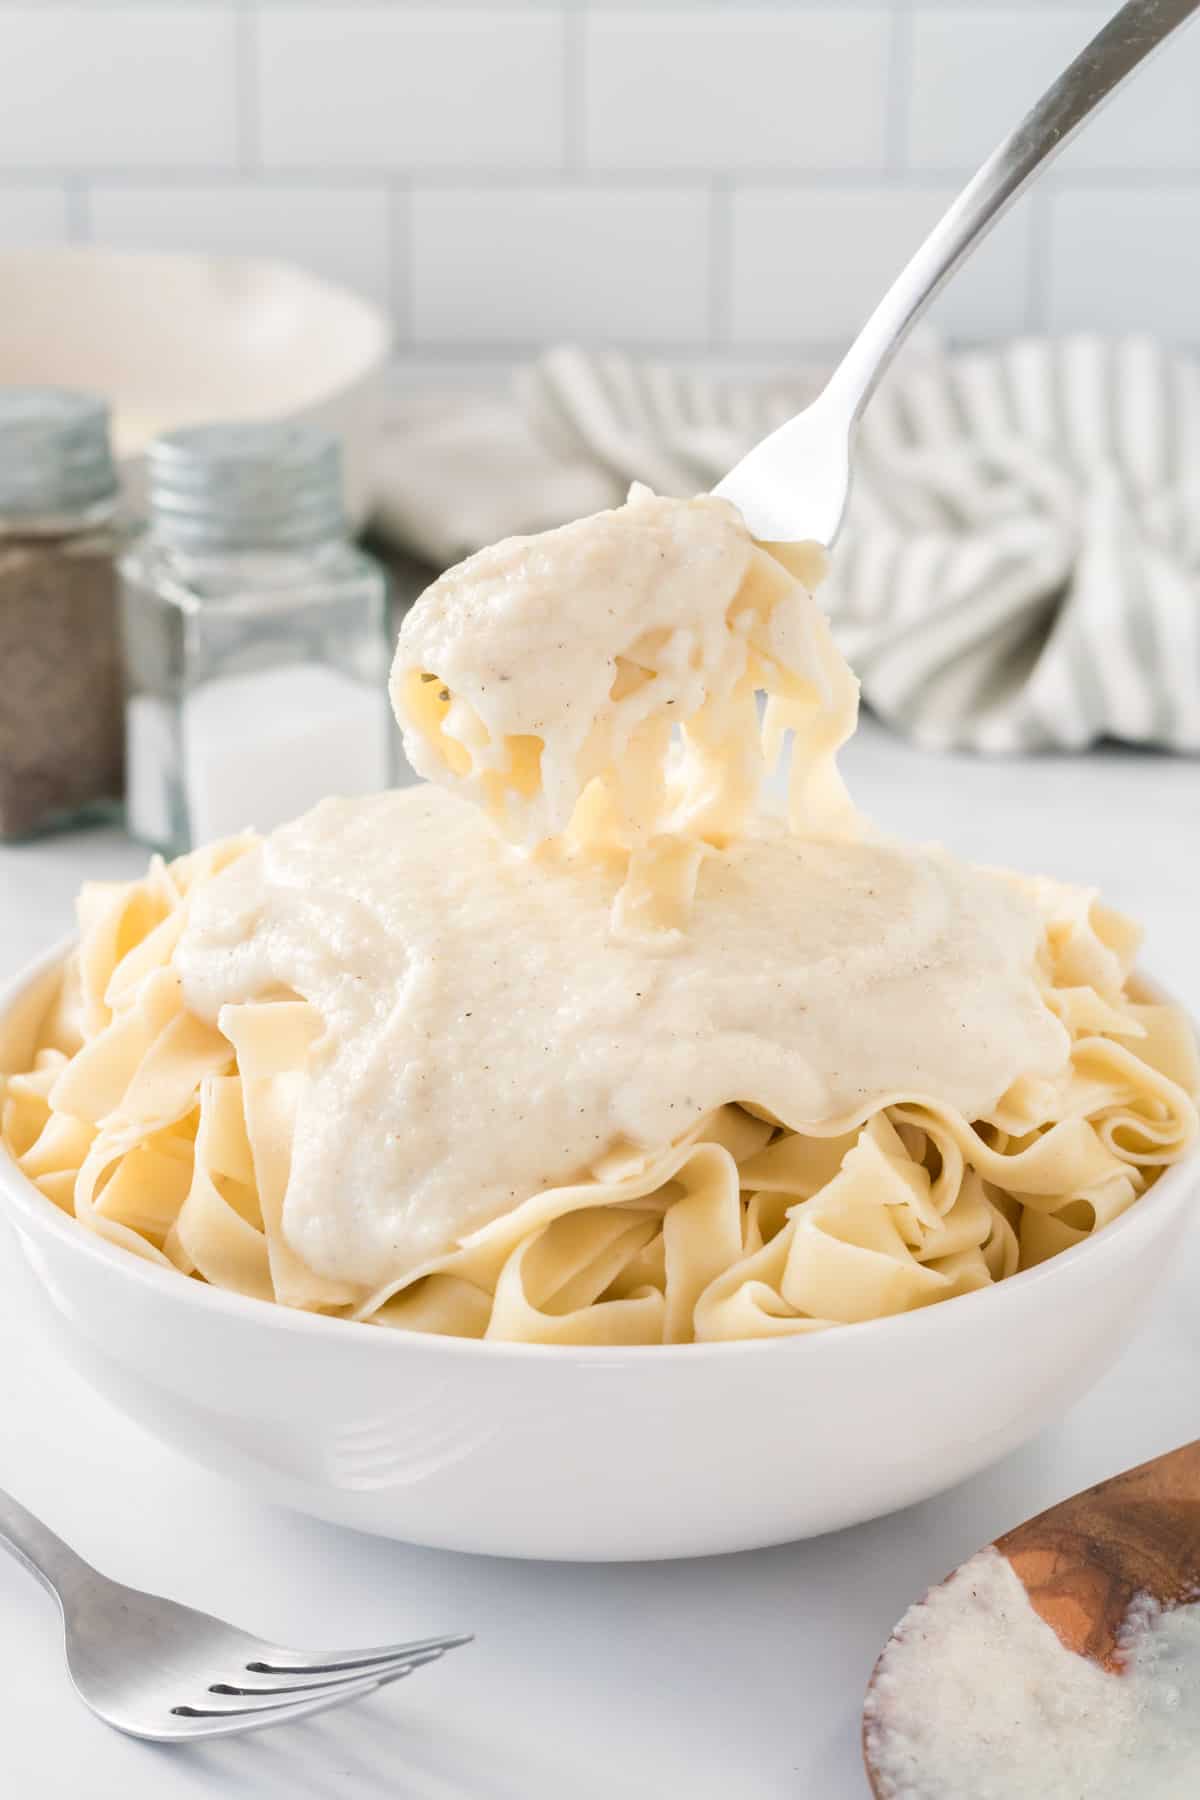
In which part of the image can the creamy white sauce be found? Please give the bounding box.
[389,485,854,855]
[865,1548,1200,1799]
[167,488,1076,1290]
[175,785,1065,1287]
[390,486,755,847]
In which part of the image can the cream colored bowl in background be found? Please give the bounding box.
[0,248,392,526]
[1,944,1194,1562]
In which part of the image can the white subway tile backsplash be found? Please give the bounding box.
[909,8,1200,174]
[411,185,710,345]
[585,10,890,171]
[87,185,393,310]
[1061,19,1200,170]
[0,8,237,169]
[1046,187,1200,339]
[256,8,564,170]
[731,184,1032,346]
[0,2,1194,353]
[0,188,71,248]
[907,10,1091,172]
[905,1,1107,8]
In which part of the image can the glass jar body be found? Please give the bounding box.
[0,504,123,842]
[119,533,396,854]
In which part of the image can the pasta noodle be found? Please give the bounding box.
[2,842,1194,1342]
[2,487,1197,1343]
[391,485,858,933]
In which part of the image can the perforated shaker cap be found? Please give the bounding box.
[0,389,118,520]
[147,421,345,552]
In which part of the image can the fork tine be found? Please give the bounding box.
[248,1631,473,1676]
[159,1637,474,1742]
[159,1672,398,1741]
[172,1669,388,1722]
[211,1643,457,1695]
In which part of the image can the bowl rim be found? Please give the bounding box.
[0,245,393,416]
[1,938,1195,1364]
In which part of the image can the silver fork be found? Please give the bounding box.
[0,1487,471,1741]
[715,0,1200,547]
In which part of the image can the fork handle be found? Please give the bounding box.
[0,1486,94,1605]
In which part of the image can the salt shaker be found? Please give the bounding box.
[0,390,123,840]
[119,422,395,853]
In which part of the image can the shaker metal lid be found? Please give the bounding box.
[0,388,118,518]
[147,420,345,551]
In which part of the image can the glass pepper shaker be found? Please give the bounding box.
[0,390,123,841]
[119,422,395,854]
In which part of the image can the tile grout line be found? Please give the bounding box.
[885,0,915,175]
[1024,186,1054,335]
[709,178,733,351]
[400,338,872,360]
[63,176,89,245]
[562,5,586,173]
[390,180,413,348]
[235,0,260,174]
[5,168,1200,193]
[38,0,983,9]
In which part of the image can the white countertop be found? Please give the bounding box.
[1,720,1197,1800]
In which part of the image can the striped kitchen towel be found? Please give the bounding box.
[375,337,1200,754]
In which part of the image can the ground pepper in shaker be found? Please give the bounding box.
[0,390,124,841]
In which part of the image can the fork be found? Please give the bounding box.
[715,0,1200,547]
[0,1486,471,1741]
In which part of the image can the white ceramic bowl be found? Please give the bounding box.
[1,944,1194,1562]
[0,248,391,526]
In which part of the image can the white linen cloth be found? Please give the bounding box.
[373,338,1200,753]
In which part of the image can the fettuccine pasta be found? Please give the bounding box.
[2,487,1197,1342]
[2,848,1195,1341]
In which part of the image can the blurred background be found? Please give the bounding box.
[1,1,1197,364]
[1,1,1197,869]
